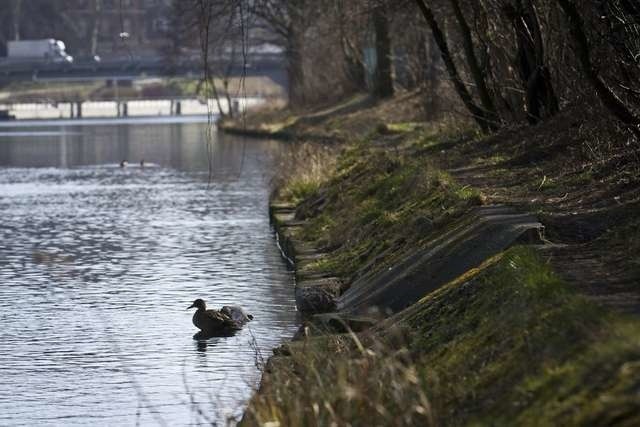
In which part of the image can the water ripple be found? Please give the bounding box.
[0,124,297,426]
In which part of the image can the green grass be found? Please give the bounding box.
[281,179,320,205]
[381,122,425,134]
[294,148,482,279]
[405,246,640,425]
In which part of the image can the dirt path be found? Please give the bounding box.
[442,145,640,315]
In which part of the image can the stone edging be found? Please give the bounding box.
[269,202,342,316]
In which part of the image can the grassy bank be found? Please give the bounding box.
[237,93,640,426]
[245,247,640,425]
[280,137,483,282]
[218,92,432,142]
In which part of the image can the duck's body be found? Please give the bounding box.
[188,299,253,337]
[221,305,253,324]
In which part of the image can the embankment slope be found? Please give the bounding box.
[235,94,640,426]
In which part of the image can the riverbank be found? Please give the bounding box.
[218,92,430,142]
[233,92,640,425]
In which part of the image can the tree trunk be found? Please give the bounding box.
[90,0,102,57]
[556,0,640,133]
[12,0,22,41]
[424,33,441,120]
[223,78,234,118]
[285,0,307,108]
[341,36,367,92]
[222,44,237,119]
[207,73,226,118]
[449,0,499,125]
[414,0,496,132]
[287,29,306,108]
[505,0,558,124]
[373,6,394,98]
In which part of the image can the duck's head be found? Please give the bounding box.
[187,298,206,310]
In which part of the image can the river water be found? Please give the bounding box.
[0,116,298,426]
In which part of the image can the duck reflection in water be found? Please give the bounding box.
[187,298,253,340]
[195,339,209,353]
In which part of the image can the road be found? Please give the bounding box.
[0,54,287,88]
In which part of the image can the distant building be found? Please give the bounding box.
[64,0,172,59]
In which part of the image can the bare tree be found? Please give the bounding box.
[414,0,497,132]
[372,4,394,98]
[333,1,367,92]
[90,0,102,57]
[12,0,22,41]
[556,0,640,134]
[449,0,500,125]
[503,0,558,123]
[251,0,310,107]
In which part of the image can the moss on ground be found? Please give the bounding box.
[404,246,640,425]
[244,247,640,426]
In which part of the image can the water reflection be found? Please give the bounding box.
[0,122,200,170]
[0,120,264,174]
[196,340,209,353]
[0,119,298,426]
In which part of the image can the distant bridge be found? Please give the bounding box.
[0,95,267,120]
[0,53,288,88]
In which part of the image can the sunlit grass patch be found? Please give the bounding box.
[273,143,338,205]
[382,122,425,133]
[263,115,299,133]
[281,180,319,205]
[292,148,483,280]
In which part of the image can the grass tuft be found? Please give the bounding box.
[272,143,338,205]
[243,334,435,427]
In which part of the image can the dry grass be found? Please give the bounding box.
[242,332,434,427]
[271,142,339,205]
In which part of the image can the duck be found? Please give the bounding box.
[187,298,253,337]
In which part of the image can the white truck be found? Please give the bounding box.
[6,39,73,63]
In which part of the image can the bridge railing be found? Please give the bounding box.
[0,96,267,120]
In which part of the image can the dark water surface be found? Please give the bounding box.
[0,117,298,426]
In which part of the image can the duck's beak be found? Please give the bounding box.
[187,303,195,310]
